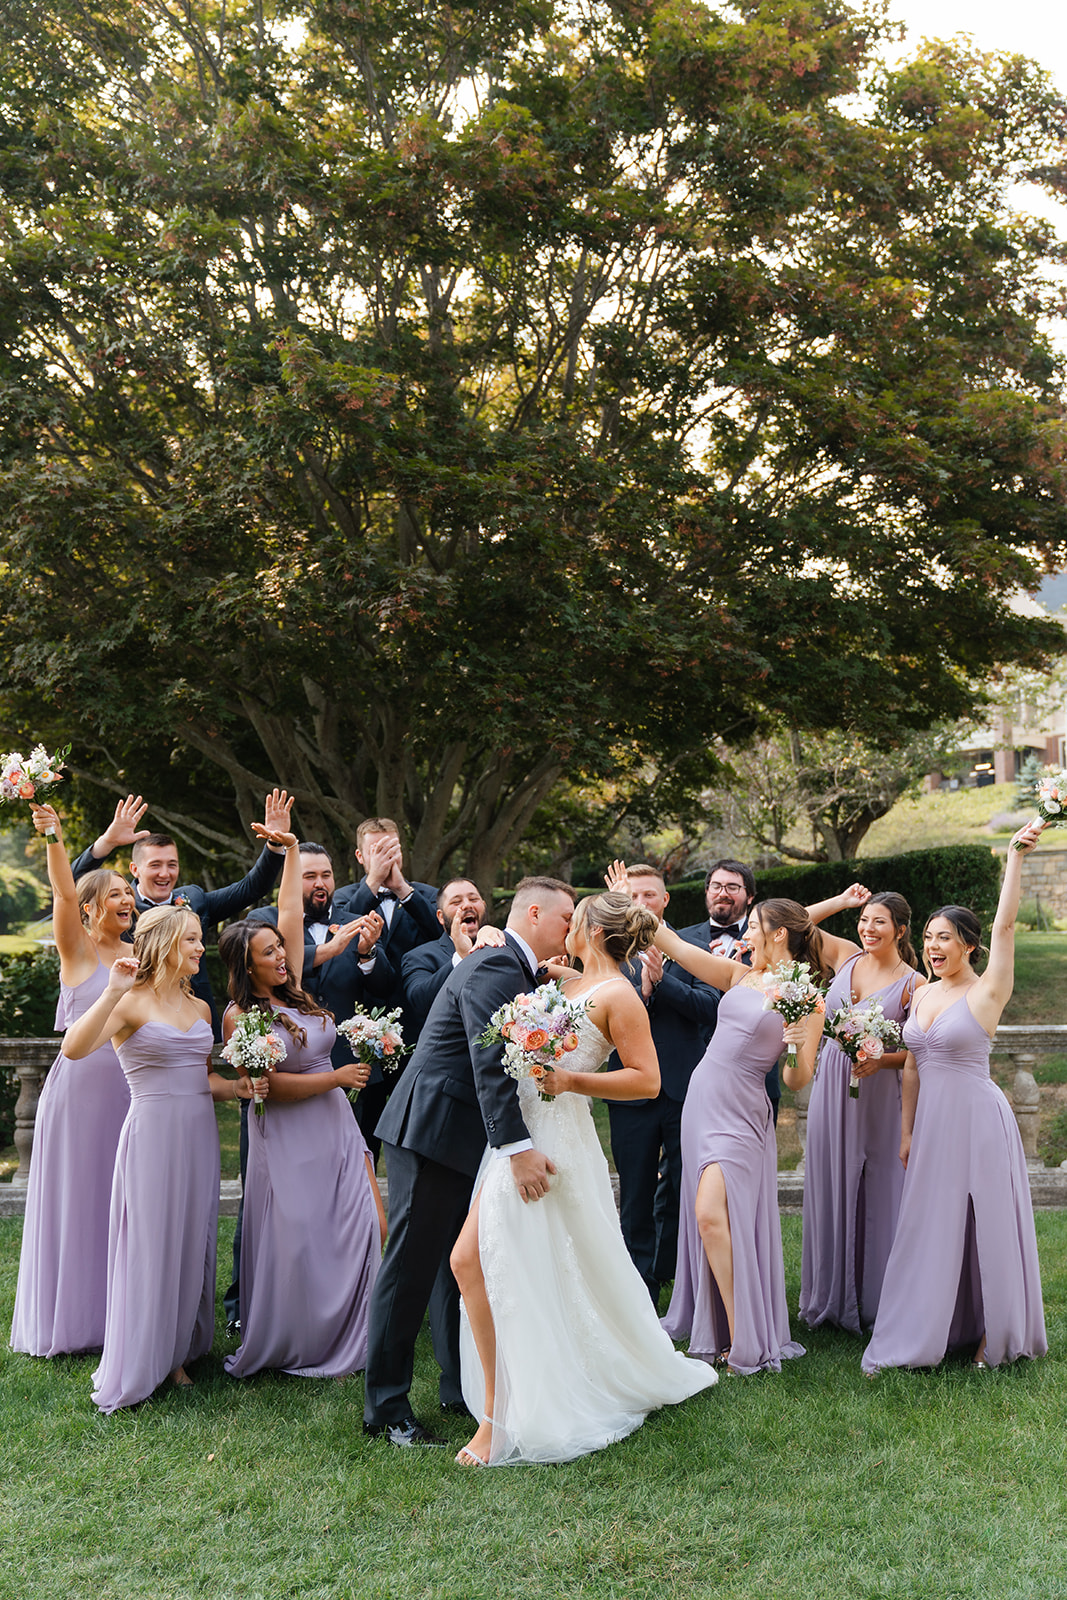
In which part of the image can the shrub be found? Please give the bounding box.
[661,845,1002,939]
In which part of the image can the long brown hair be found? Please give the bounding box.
[218,919,330,1043]
[864,892,919,969]
[753,898,834,986]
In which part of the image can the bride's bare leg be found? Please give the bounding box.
[449,1194,494,1463]
[695,1163,734,1350]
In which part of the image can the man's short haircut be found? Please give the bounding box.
[437,876,480,910]
[356,816,400,849]
[131,833,177,864]
[509,875,575,914]
[627,863,666,883]
[704,858,756,903]
[299,842,333,863]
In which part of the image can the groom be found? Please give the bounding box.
[363,876,575,1447]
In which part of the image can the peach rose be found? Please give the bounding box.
[525,1028,548,1050]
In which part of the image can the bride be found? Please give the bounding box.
[450,890,717,1466]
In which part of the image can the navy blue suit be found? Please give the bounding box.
[607,930,719,1300]
[400,928,455,1041]
[70,843,283,1039]
[332,877,439,1158]
[364,935,534,1426]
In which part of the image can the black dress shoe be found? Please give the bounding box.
[226,1319,240,1339]
[440,1400,474,1419]
[363,1416,446,1448]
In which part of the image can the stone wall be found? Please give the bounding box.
[1020,848,1067,920]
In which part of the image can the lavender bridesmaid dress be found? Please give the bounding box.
[225,1008,380,1379]
[862,995,1047,1373]
[92,1018,219,1412]
[800,957,914,1333]
[662,982,804,1374]
[10,964,130,1356]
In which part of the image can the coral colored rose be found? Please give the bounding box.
[530,1064,545,1080]
[561,1032,579,1052]
[500,1021,513,1038]
[814,997,826,1014]
[18,782,35,798]
[525,1028,549,1050]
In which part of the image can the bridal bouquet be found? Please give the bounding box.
[762,961,826,1056]
[336,1005,408,1103]
[1,742,70,835]
[824,999,902,1098]
[221,1008,285,1117]
[1015,767,1067,848]
[479,982,586,1100]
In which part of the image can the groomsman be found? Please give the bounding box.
[334,818,439,1154]
[400,877,500,1040]
[607,865,719,1303]
[70,789,291,1037]
[363,877,574,1447]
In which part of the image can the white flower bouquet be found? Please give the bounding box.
[221,1008,285,1117]
[337,1005,408,1102]
[1015,767,1067,849]
[0,742,70,835]
[761,961,827,1055]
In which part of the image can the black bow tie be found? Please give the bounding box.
[375,890,397,904]
[711,922,744,941]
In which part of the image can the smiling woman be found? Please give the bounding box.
[10,805,135,1358]
[862,822,1049,1374]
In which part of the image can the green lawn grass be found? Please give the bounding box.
[2,1214,1066,1599]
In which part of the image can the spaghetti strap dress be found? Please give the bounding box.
[662,981,804,1374]
[862,994,1046,1373]
[800,956,913,1332]
[225,1008,381,1379]
[92,1018,219,1413]
[11,963,130,1356]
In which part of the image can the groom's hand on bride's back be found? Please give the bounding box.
[509,1148,557,1203]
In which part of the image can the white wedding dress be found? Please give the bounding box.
[459,982,718,1465]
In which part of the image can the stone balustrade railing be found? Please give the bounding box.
[793,1024,1067,1172]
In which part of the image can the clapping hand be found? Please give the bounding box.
[639,947,664,998]
[356,912,384,957]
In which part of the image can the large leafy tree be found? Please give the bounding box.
[1,0,1066,884]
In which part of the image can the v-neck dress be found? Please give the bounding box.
[861,994,1046,1373]
[800,955,915,1333]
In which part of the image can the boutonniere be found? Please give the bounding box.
[173,893,190,909]
[329,923,340,935]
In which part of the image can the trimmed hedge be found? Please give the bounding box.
[0,946,60,1147]
[661,846,1002,941]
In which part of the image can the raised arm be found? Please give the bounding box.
[250,814,302,984]
[62,956,140,1057]
[31,806,97,979]
[69,794,150,880]
[654,921,743,991]
[805,883,866,970]
[970,821,1044,1034]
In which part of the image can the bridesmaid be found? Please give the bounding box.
[862,824,1048,1374]
[648,892,832,1374]
[220,824,386,1381]
[62,901,256,1411]
[800,892,925,1333]
[10,805,133,1356]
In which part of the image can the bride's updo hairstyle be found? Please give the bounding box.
[865,891,919,969]
[132,904,199,996]
[753,898,834,987]
[579,890,658,964]
[923,905,987,971]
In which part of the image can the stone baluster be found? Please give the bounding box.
[1010,1051,1044,1171]
[7,1044,57,1187]
[793,1077,813,1172]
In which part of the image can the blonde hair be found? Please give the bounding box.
[132,904,199,995]
[578,891,658,963]
[78,870,129,938]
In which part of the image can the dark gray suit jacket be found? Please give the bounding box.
[375,935,533,1179]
